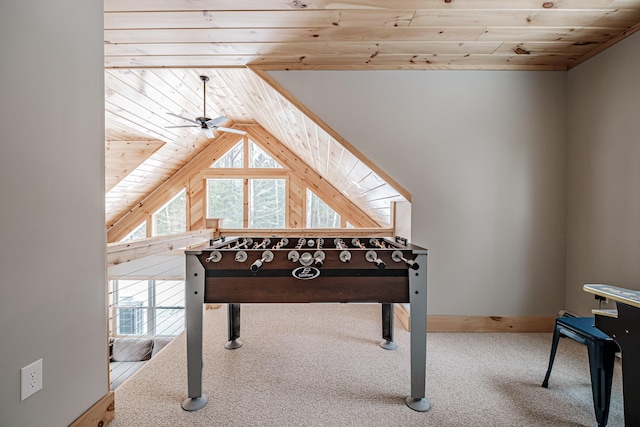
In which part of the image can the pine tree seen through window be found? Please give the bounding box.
[153,190,186,236]
[207,179,243,228]
[307,189,340,228]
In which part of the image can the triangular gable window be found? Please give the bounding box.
[249,140,282,168]
[306,189,340,228]
[120,221,146,241]
[211,139,282,169]
[211,141,243,168]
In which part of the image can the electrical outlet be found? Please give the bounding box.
[20,359,43,401]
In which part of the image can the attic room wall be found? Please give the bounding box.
[565,30,640,316]
[270,70,567,317]
[0,2,106,426]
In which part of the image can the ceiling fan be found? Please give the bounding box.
[166,75,245,138]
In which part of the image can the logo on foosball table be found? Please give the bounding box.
[292,266,321,280]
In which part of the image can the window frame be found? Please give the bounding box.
[151,188,187,237]
[204,171,289,229]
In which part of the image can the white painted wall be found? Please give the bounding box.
[0,2,106,426]
[565,31,640,316]
[270,70,567,316]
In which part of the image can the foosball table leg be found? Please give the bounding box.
[225,303,243,350]
[405,253,431,412]
[182,254,208,411]
[380,303,398,350]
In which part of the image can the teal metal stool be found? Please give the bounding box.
[542,316,618,427]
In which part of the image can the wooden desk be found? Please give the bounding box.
[584,284,640,426]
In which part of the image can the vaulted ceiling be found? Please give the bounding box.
[105,68,409,232]
[104,1,640,234]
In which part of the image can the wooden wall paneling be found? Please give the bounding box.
[107,132,244,242]
[288,173,304,228]
[243,134,249,167]
[188,172,206,230]
[186,179,192,232]
[105,140,165,191]
[145,217,153,237]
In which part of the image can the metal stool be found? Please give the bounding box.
[542,316,618,427]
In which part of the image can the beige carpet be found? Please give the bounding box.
[110,304,624,427]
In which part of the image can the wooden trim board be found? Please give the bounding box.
[69,391,114,427]
[395,304,555,333]
[107,229,214,266]
[219,227,393,238]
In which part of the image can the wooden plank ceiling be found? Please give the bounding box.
[104,0,640,233]
[105,0,640,70]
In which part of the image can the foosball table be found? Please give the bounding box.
[182,235,430,412]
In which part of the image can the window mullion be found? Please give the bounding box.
[243,178,249,228]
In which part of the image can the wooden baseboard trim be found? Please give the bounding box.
[69,391,115,427]
[427,315,555,332]
[394,305,555,333]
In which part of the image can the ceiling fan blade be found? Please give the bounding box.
[166,125,199,129]
[204,116,228,127]
[202,127,214,139]
[214,126,246,135]
[166,112,197,124]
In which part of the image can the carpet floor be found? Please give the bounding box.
[109,303,624,427]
